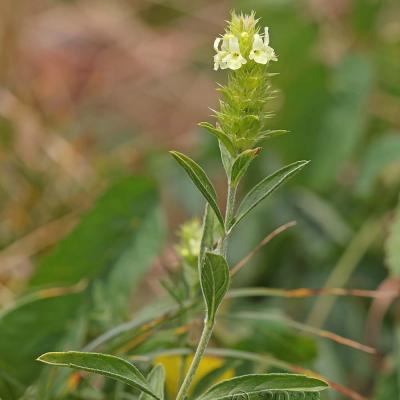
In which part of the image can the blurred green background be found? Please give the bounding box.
[0,0,399,399]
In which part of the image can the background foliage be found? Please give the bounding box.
[0,0,399,399]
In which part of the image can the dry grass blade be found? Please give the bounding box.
[366,277,400,347]
[231,221,297,276]
[227,286,400,299]
[223,312,376,354]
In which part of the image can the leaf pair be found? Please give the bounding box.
[38,352,165,400]
[170,150,309,233]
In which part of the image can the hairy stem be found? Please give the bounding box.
[221,181,237,256]
[175,181,237,400]
[175,320,214,400]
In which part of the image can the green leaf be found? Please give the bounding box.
[170,151,224,228]
[139,364,165,400]
[219,140,234,177]
[192,361,238,398]
[30,176,164,290]
[198,205,219,272]
[34,313,88,399]
[231,148,261,187]
[37,351,159,399]
[29,176,164,326]
[0,290,83,387]
[197,373,329,400]
[201,252,230,322]
[232,160,309,229]
[198,122,236,157]
[385,197,400,277]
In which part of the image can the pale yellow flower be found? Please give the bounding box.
[214,34,247,71]
[249,27,278,65]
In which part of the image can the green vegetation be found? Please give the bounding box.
[0,1,399,399]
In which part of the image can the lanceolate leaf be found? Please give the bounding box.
[37,351,159,399]
[197,373,329,400]
[231,148,261,187]
[198,205,217,272]
[170,151,224,228]
[201,252,230,322]
[232,160,309,229]
[139,364,165,400]
[219,140,235,177]
[199,122,236,157]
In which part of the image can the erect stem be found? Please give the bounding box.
[175,320,214,400]
[175,181,237,400]
[220,180,237,256]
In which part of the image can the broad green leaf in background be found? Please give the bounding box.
[385,196,400,276]
[198,122,236,157]
[170,151,225,228]
[38,351,159,399]
[309,55,373,189]
[230,148,261,187]
[356,132,400,197]
[0,290,83,388]
[201,252,230,322]
[29,176,164,325]
[30,176,164,290]
[0,177,165,391]
[232,160,309,229]
[197,373,329,400]
[139,364,165,400]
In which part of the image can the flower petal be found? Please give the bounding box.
[228,36,241,53]
[214,37,221,52]
[264,27,270,46]
[252,34,264,51]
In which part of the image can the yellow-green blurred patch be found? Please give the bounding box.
[154,355,234,397]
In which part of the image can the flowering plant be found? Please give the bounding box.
[37,11,329,400]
